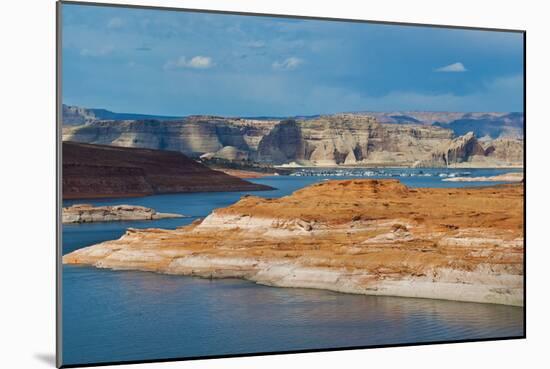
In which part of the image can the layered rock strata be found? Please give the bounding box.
[63,113,523,167]
[429,132,523,167]
[64,179,524,306]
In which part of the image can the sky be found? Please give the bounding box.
[61,3,524,116]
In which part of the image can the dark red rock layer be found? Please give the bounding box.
[62,142,273,199]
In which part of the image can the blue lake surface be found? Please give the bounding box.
[62,168,524,366]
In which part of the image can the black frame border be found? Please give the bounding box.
[56,1,527,368]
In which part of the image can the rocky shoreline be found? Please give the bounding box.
[211,168,278,178]
[443,172,523,182]
[64,179,524,306]
[62,204,185,223]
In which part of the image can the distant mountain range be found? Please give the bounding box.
[433,112,524,139]
[354,111,524,139]
[62,105,183,125]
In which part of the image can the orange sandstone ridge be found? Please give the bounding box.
[63,179,524,306]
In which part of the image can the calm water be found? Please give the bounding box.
[62,168,524,366]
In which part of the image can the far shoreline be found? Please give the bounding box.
[62,185,278,201]
[62,167,524,201]
[275,164,524,170]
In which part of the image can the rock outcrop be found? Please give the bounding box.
[62,142,273,199]
[256,120,304,163]
[63,118,248,157]
[62,105,99,125]
[62,204,184,223]
[62,116,278,158]
[429,132,523,167]
[431,132,486,166]
[482,138,524,164]
[64,179,524,306]
[255,115,455,166]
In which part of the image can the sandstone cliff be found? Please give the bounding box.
[431,132,486,166]
[62,116,278,158]
[62,142,272,199]
[429,132,523,167]
[62,108,523,168]
[63,204,184,223]
[256,120,305,164]
[482,138,524,164]
[64,179,524,306]
[62,105,99,125]
[255,115,455,166]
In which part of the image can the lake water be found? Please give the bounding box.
[61,168,524,366]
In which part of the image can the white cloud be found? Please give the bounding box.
[186,56,213,69]
[435,62,467,72]
[272,57,303,71]
[107,17,124,29]
[164,56,214,70]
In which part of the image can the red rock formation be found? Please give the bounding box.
[62,142,272,199]
[64,179,524,305]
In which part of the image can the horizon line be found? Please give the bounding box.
[61,103,524,119]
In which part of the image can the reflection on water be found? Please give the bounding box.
[63,266,523,366]
[61,170,524,366]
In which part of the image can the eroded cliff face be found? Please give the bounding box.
[431,132,486,166]
[62,113,523,167]
[256,120,305,163]
[255,115,455,166]
[63,118,243,157]
[482,138,524,164]
[64,179,524,306]
[429,132,524,167]
[62,105,99,125]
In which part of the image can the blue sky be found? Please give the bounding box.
[62,3,524,116]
